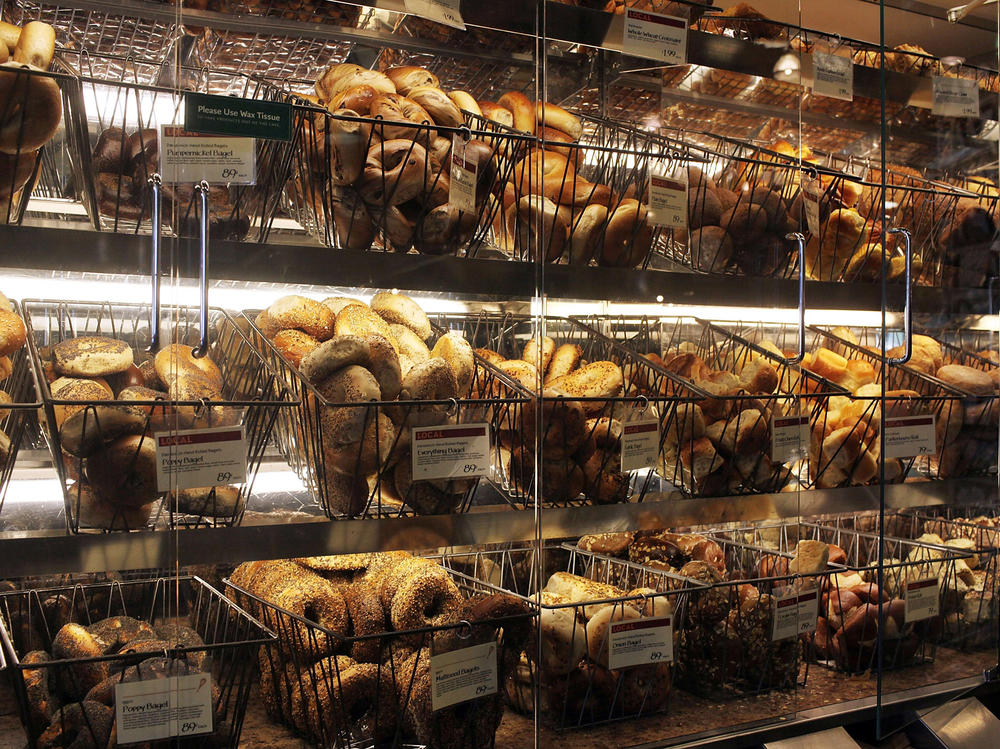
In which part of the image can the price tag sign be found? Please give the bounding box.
[115,673,213,744]
[160,126,256,185]
[648,173,687,229]
[932,76,980,118]
[771,414,810,463]
[412,423,490,481]
[155,425,248,492]
[812,52,853,101]
[622,8,687,64]
[449,135,478,214]
[803,178,822,236]
[621,415,660,472]
[608,616,673,670]
[905,577,940,622]
[772,590,818,640]
[404,0,465,30]
[430,642,497,711]
[884,415,936,459]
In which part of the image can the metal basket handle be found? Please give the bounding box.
[193,180,210,359]
[782,232,806,365]
[147,173,162,353]
[887,228,912,365]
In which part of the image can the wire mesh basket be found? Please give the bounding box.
[468,542,698,730]
[62,51,300,240]
[448,313,696,506]
[285,100,534,256]
[22,299,298,532]
[224,552,534,748]
[733,522,970,673]
[242,309,533,517]
[810,324,993,481]
[0,305,40,515]
[0,575,275,749]
[584,315,848,495]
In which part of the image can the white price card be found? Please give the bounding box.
[803,178,822,236]
[159,126,256,185]
[449,135,478,214]
[412,423,490,481]
[648,173,687,229]
[621,416,660,472]
[905,577,940,622]
[812,52,853,102]
[622,7,687,65]
[608,616,673,670]
[772,589,818,640]
[404,0,465,30]
[932,76,980,118]
[115,673,213,744]
[430,642,497,711]
[155,425,247,492]
[771,414,810,463]
[883,414,936,459]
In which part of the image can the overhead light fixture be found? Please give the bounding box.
[773,50,800,83]
[948,0,995,23]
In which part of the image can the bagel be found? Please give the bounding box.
[58,403,146,458]
[508,194,568,262]
[389,565,463,634]
[522,388,587,459]
[53,336,133,378]
[315,362,381,403]
[407,85,464,129]
[332,185,377,249]
[168,485,242,517]
[0,63,62,153]
[599,199,654,268]
[325,110,368,185]
[12,21,55,70]
[321,296,364,316]
[545,343,582,383]
[537,101,582,140]
[323,410,395,475]
[359,139,433,207]
[266,295,335,340]
[539,126,579,165]
[400,356,459,402]
[547,360,624,401]
[497,91,535,133]
[512,148,574,195]
[327,85,377,115]
[0,307,25,356]
[37,701,112,749]
[567,203,608,265]
[153,344,223,389]
[448,90,481,116]
[370,291,432,340]
[364,333,402,400]
[86,434,158,508]
[389,323,431,376]
[334,303,398,350]
[412,202,477,255]
[370,93,433,141]
[0,147,37,199]
[479,101,514,128]
[523,336,556,374]
[0,22,20,51]
[316,63,395,103]
[430,332,475,396]
[273,329,320,368]
[385,66,439,95]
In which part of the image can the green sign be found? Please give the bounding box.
[184,92,292,141]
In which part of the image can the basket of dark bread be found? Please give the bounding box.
[244,295,534,517]
[0,574,275,748]
[225,551,534,748]
[22,299,298,532]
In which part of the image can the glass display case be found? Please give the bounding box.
[0,0,997,746]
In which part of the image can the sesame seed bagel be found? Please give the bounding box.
[370,292,432,340]
[0,308,25,357]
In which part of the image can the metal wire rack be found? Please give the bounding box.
[0,304,40,516]
[22,299,299,532]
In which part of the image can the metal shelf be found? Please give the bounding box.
[0,225,992,312]
[0,478,993,576]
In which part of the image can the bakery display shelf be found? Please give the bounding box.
[0,477,993,577]
[0,226,992,313]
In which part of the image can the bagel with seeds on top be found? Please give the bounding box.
[370,291,432,340]
[0,307,25,356]
[335,301,398,350]
[154,344,223,389]
[390,323,430,376]
[266,295,336,340]
[430,332,475,396]
[300,334,371,384]
[53,336,133,378]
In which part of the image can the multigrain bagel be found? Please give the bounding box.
[53,336,133,378]
[267,295,335,340]
[0,63,61,154]
[0,308,25,356]
[390,566,463,635]
[370,291,431,340]
[430,332,475,396]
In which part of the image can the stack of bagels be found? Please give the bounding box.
[253,292,485,516]
[474,333,631,504]
[231,552,530,749]
[0,291,26,470]
[0,20,60,215]
[301,63,495,254]
[37,332,240,529]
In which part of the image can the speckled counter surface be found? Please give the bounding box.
[0,648,991,748]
